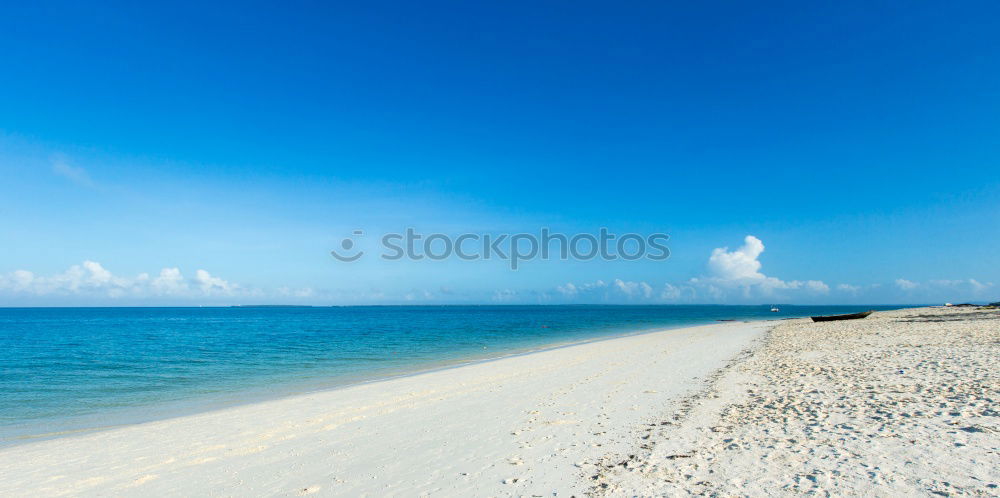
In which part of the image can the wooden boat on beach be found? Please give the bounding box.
[811,310,874,322]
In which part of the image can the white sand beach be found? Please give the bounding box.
[0,321,768,497]
[2,308,998,496]
[597,307,1000,496]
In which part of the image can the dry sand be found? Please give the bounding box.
[596,307,1000,496]
[0,321,768,497]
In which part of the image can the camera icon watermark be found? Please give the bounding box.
[330,230,366,262]
[332,228,669,270]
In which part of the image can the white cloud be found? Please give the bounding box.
[883,278,995,302]
[0,261,251,300]
[927,278,993,296]
[51,156,95,188]
[691,235,828,299]
[836,283,862,295]
[277,286,315,298]
[151,268,188,294]
[929,278,993,293]
[556,282,578,296]
[551,236,838,303]
[969,279,992,293]
[9,270,36,292]
[195,269,235,295]
[556,280,607,297]
[553,278,654,302]
[613,279,653,299]
[492,289,517,302]
[660,283,683,300]
[404,289,434,301]
[707,235,767,282]
[804,280,830,294]
[0,261,135,296]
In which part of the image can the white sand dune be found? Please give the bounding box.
[0,321,768,497]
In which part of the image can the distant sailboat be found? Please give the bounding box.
[770,305,780,312]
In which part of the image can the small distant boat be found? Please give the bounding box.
[811,310,874,322]
[770,306,780,312]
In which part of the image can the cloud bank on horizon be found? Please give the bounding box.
[0,236,992,305]
[0,261,281,302]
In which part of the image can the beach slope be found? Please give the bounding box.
[597,307,1000,496]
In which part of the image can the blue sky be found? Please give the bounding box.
[1,1,998,305]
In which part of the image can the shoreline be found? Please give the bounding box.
[1,315,784,447]
[0,305,914,449]
[0,320,771,496]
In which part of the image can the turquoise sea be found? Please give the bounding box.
[0,305,910,444]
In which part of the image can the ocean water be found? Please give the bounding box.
[0,305,909,444]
